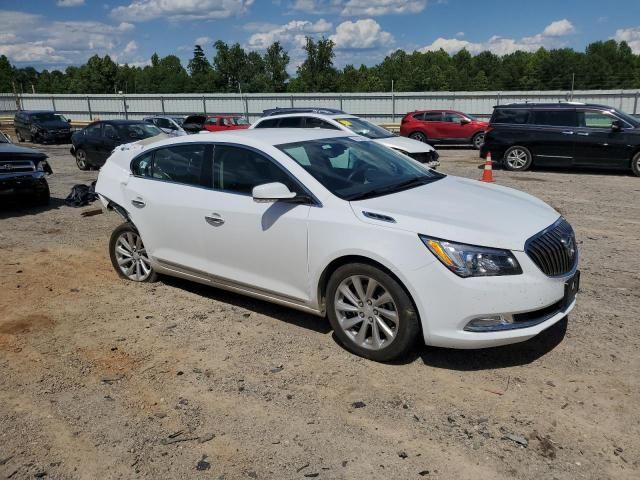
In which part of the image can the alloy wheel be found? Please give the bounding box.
[506,148,529,169]
[410,132,427,143]
[114,231,152,281]
[474,133,485,149]
[334,275,399,350]
[76,150,87,170]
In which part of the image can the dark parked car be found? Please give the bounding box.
[70,120,162,170]
[0,134,52,205]
[480,103,640,176]
[14,110,72,144]
[400,110,489,149]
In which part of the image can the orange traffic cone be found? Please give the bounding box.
[480,152,495,183]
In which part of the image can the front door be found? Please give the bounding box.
[197,144,311,302]
[573,110,632,168]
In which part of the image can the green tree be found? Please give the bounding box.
[263,42,289,92]
[291,37,338,92]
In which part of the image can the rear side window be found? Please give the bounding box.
[421,112,442,121]
[491,109,530,125]
[531,110,577,127]
[277,117,303,128]
[131,144,210,187]
[305,117,340,130]
[254,118,278,129]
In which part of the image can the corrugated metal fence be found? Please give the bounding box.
[1,90,639,123]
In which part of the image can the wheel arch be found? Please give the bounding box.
[316,255,420,323]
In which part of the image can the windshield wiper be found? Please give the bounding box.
[346,176,438,201]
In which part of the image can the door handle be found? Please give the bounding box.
[561,131,575,135]
[576,132,590,136]
[131,199,146,208]
[205,213,225,227]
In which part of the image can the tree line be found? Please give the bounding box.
[1,38,639,95]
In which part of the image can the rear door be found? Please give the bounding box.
[416,112,444,140]
[123,143,213,271]
[573,110,632,168]
[528,109,577,167]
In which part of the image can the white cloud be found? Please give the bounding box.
[419,19,576,55]
[57,0,85,6]
[247,19,332,49]
[614,26,640,53]
[542,19,575,37]
[0,10,136,65]
[123,40,138,54]
[194,36,213,46]
[330,19,394,49]
[111,0,254,22]
[291,0,427,16]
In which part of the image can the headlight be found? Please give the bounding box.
[419,235,522,277]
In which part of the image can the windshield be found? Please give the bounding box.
[277,137,444,200]
[116,123,162,140]
[171,117,185,126]
[32,113,58,122]
[613,109,640,128]
[335,117,394,139]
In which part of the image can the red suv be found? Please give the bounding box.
[203,115,250,132]
[400,110,488,149]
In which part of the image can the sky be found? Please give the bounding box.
[1,0,639,73]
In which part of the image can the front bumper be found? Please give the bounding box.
[404,250,578,349]
[0,173,49,199]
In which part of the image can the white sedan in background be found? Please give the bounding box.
[95,129,579,362]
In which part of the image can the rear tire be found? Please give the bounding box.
[326,263,420,362]
[631,152,640,177]
[503,146,533,171]
[109,223,158,283]
[471,132,485,150]
[75,148,89,171]
[409,131,428,143]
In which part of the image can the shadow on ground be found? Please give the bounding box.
[0,197,66,220]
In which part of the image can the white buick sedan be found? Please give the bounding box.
[96,129,579,362]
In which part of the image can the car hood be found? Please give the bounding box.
[0,143,46,158]
[349,175,560,251]
[34,120,70,129]
[374,135,435,153]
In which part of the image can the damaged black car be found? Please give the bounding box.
[0,135,52,206]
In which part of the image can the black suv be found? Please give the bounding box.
[480,103,640,176]
[14,110,72,144]
[0,134,52,205]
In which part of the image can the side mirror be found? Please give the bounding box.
[252,182,297,202]
[611,120,623,132]
[460,118,471,125]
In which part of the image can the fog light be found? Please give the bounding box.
[464,315,514,332]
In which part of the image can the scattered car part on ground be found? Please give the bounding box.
[0,135,52,206]
[480,102,640,176]
[14,110,72,144]
[96,129,578,362]
[400,110,488,149]
[70,120,163,170]
[251,110,440,168]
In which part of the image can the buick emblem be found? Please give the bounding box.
[560,232,576,260]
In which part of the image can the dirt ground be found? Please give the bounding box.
[1,142,639,480]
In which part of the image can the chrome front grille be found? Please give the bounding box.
[0,160,36,174]
[525,218,577,276]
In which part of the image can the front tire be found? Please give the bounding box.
[503,145,533,171]
[75,148,89,171]
[326,263,419,362]
[409,131,428,143]
[109,223,157,283]
[631,151,640,177]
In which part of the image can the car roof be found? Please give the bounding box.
[411,109,465,114]
[136,128,355,153]
[20,110,56,115]
[494,102,615,110]
[255,112,357,121]
[100,119,150,125]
